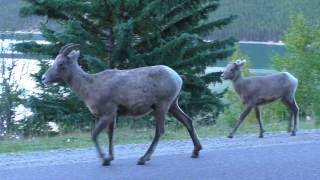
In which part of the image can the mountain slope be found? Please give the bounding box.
[1,0,320,41]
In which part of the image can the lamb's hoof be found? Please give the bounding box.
[227,135,234,139]
[137,160,146,165]
[259,134,264,138]
[291,132,296,136]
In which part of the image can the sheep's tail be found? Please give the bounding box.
[180,75,186,82]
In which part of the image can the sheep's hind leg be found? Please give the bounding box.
[137,107,166,165]
[255,106,265,138]
[282,97,299,136]
[228,105,253,138]
[169,99,202,158]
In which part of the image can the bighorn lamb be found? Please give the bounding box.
[221,59,299,138]
[42,43,202,166]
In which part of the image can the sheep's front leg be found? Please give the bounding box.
[103,120,115,166]
[228,105,253,138]
[255,106,265,138]
[137,109,166,165]
[92,115,115,166]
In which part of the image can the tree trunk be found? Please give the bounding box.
[101,27,115,68]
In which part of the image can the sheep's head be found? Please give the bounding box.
[221,59,246,80]
[42,43,80,85]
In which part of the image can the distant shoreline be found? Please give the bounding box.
[239,41,284,46]
[0,31,285,46]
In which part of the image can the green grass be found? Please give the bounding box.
[1,120,319,154]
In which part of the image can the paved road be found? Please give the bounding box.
[1,131,320,180]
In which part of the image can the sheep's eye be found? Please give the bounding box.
[230,68,235,72]
[58,62,64,68]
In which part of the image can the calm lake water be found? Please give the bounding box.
[216,43,286,69]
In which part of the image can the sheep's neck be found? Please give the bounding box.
[231,73,245,96]
[63,63,93,100]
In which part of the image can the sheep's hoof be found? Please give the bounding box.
[191,151,199,158]
[227,134,234,139]
[191,145,202,158]
[102,157,113,166]
[291,132,296,136]
[137,160,146,165]
[137,157,150,165]
[102,160,111,166]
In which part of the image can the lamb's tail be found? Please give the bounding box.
[285,72,298,90]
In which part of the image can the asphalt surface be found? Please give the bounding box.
[1,132,320,180]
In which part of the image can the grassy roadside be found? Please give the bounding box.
[1,120,318,154]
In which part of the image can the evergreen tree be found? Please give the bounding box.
[0,49,24,137]
[17,0,235,134]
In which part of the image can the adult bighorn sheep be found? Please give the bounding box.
[42,43,202,166]
[221,59,299,138]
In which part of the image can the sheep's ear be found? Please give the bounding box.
[235,59,246,67]
[67,50,80,61]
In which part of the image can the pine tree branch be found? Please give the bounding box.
[160,1,219,37]
[190,15,236,34]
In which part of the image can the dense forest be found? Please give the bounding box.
[211,0,320,41]
[1,0,320,41]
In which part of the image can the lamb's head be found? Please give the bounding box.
[42,43,80,85]
[221,59,246,80]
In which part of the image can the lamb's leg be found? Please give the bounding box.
[103,120,115,166]
[169,99,202,158]
[290,99,299,136]
[282,97,299,136]
[137,107,166,165]
[288,113,294,133]
[254,106,265,138]
[228,105,253,138]
[282,99,294,132]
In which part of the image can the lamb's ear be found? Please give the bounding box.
[67,50,80,61]
[235,59,246,67]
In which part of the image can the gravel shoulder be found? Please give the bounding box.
[1,129,319,170]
